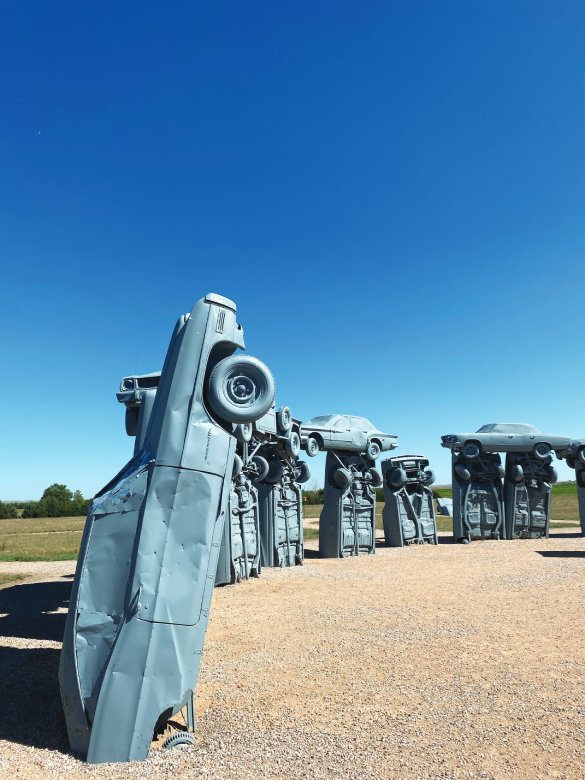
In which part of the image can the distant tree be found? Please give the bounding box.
[21,484,90,518]
[0,501,18,519]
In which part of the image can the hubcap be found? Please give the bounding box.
[227,374,256,405]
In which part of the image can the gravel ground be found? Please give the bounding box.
[1,529,584,780]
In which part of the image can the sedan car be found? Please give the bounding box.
[441,423,572,460]
[300,414,397,460]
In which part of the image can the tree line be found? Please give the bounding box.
[0,484,91,519]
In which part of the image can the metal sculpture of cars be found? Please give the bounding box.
[116,372,161,453]
[59,293,275,763]
[381,456,437,546]
[503,452,556,539]
[301,414,397,460]
[450,451,505,543]
[555,439,585,535]
[441,423,572,460]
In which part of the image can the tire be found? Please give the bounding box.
[305,436,319,457]
[387,467,406,489]
[546,466,558,484]
[234,422,253,443]
[366,440,381,460]
[368,467,382,488]
[264,459,284,485]
[422,468,435,486]
[578,447,585,466]
[207,355,275,423]
[296,461,311,484]
[509,464,523,482]
[250,455,269,481]
[462,441,481,459]
[125,406,139,437]
[454,463,471,481]
[496,464,505,479]
[332,467,352,490]
[533,442,551,460]
[276,406,293,432]
[163,732,195,749]
[232,454,243,478]
[284,431,301,458]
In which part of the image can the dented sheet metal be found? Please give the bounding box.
[59,294,275,763]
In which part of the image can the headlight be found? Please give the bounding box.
[442,435,458,443]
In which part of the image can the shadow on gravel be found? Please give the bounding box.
[0,645,69,750]
[537,551,585,559]
[548,531,583,539]
[303,548,321,559]
[0,579,72,750]
[0,579,71,641]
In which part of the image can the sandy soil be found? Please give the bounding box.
[1,530,584,780]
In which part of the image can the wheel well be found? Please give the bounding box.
[370,438,382,448]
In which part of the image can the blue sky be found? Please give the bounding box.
[1,1,584,498]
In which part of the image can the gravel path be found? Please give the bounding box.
[1,529,584,779]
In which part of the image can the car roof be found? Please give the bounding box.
[476,423,541,434]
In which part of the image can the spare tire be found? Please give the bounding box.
[207,355,275,423]
[332,467,352,491]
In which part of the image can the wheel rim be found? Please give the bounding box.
[227,374,256,405]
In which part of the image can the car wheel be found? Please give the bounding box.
[276,406,293,432]
[368,467,383,488]
[296,461,311,484]
[366,441,381,460]
[263,459,285,485]
[546,465,558,484]
[125,406,139,437]
[305,436,319,457]
[284,431,301,458]
[234,422,253,443]
[566,456,576,469]
[332,467,353,491]
[495,464,505,479]
[462,441,481,459]
[250,455,269,482]
[232,454,243,478]
[454,463,471,481]
[387,467,406,489]
[578,447,585,466]
[509,464,523,482]
[422,468,435,486]
[207,355,275,423]
[533,442,551,460]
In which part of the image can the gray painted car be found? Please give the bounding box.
[300,414,397,460]
[441,423,572,460]
[59,293,275,763]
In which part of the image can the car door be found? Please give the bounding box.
[335,415,355,448]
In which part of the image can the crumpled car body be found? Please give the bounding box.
[59,293,274,763]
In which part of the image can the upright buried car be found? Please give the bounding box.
[59,293,275,763]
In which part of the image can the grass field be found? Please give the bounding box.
[0,485,581,561]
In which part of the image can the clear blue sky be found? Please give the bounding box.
[1,1,584,498]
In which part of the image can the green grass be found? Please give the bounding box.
[0,516,85,561]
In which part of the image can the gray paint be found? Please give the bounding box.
[117,373,161,455]
[441,423,571,457]
[257,460,305,568]
[554,440,585,535]
[381,456,437,546]
[451,451,505,542]
[503,452,555,539]
[215,473,261,585]
[319,451,379,558]
[59,293,275,763]
[437,497,453,516]
[301,414,397,459]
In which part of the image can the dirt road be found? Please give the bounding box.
[1,530,584,779]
